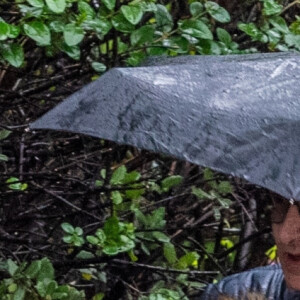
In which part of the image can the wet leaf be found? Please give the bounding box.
[45,0,66,13]
[63,24,85,46]
[102,0,116,10]
[121,5,143,25]
[0,129,11,141]
[1,43,24,67]
[112,13,135,33]
[190,2,203,17]
[262,0,282,16]
[24,21,51,45]
[78,1,95,18]
[0,22,10,40]
[161,175,183,192]
[155,4,173,33]
[205,1,230,23]
[111,190,123,205]
[26,0,44,7]
[216,28,232,45]
[163,243,177,264]
[61,222,75,234]
[110,165,127,185]
[0,154,8,162]
[91,62,107,73]
[180,19,213,40]
[130,25,155,46]
[153,231,170,243]
[269,16,289,33]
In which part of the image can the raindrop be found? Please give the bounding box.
[263,118,269,125]
[243,174,250,181]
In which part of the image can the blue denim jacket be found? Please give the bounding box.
[201,264,300,299]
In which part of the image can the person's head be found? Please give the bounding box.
[271,194,300,290]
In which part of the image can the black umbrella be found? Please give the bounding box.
[30,52,300,201]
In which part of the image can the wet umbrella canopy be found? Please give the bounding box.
[30,52,300,201]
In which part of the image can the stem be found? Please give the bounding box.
[281,0,300,14]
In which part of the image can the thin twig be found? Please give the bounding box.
[32,183,101,221]
[112,259,220,276]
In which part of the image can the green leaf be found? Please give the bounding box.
[13,285,26,300]
[49,20,65,32]
[102,0,116,10]
[91,62,106,73]
[192,186,212,200]
[8,283,18,293]
[93,293,105,300]
[284,33,300,48]
[78,1,95,19]
[8,25,20,39]
[265,245,277,261]
[75,227,83,235]
[26,0,44,8]
[0,22,10,40]
[121,5,143,25]
[177,252,199,269]
[205,1,230,23]
[130,25,155,46]
[180,19,213,40]
[161,175,183,192]
[24,21,51,46]
[153,231,170,243]
[163,243,177,265]
[87,235,100,245]
[238,22,268,43]
[63,23,85,46]
[269,16,289,33]
[92,17,112,35]
[126,50,146,66]
[1,43,24,67]
[123,171,141,184]
[190,2,203,17]
[262,0,282,16]
[216,196,232,208]
[100,169,106,179]
[217,181,233,195]
[95,179,104,187]
[63,235,74,243]
[103,216,120,238]
[110,165,127,185]
[125,186,144,200]
[213,207,221,221]
[290,18,300,35]
[155,4,173,33]
[7,259,18,276]
[0,129,11,140]
[60,43,80,60]
[149,207,166,229]
[95,229,106,243]
[0,154,8,162]
[25,260,41,278]
[37,258,55,281]
[111,190,123,205]
[112,13,135,33]
[216,28,232,45]
[45,0,66,13]
[76,250,95,259]
[1,43,22,66]
[61,222,74,234]
[6,177,27,191]
[18,4,43,17]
